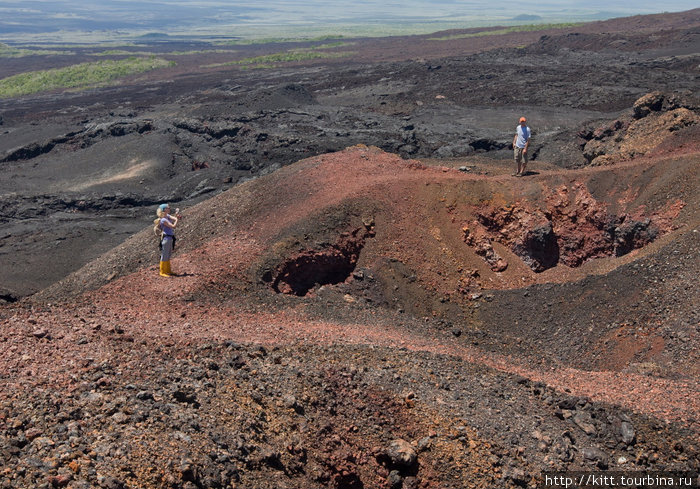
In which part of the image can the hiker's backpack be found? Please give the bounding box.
[154,218,163,249]
[153,218,176,251]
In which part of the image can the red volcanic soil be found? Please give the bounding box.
[23,142,700,403]
[1,10,699,489]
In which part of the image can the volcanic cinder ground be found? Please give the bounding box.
[0,9,699,489]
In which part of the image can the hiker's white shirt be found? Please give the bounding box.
[515,125,531,149]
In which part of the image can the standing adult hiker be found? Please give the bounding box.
[155,203,181,277]
[512,116,531,176]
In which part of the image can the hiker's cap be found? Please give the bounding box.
[159,203,170,211]
[519,117,527,123]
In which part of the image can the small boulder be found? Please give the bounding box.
[582,447,609,469]
[504,467,529,487]
[385,439,418,468]
[633,92,665,119]
[388,470,403,489]
[573,412,597,436]
[172,388,198,406]
[620,421,636,445]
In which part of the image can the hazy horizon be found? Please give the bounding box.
[1,0,698,42]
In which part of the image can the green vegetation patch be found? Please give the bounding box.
[428,23,582,41]
[94,49,143,56]
[297,42,355,51]
[167,49,235,56]
[220,35,346,46]
[0,56,176,98]
[0,43,75,58]
[93,49,234,56]
[204,49,353,69]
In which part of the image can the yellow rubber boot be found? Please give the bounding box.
[159,261,172,277]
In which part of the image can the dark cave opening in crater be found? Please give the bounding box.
[266,228,370,296]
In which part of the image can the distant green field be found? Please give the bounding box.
[213,20,527,43]
[94,49,151,56]
[0,56,176,98]
[93,49,235,56]
[0,44,230,58]
[0,43,75,58]
[428,23,582,41]
[220,35,348,46]
[205,48,354,69]
[298,42,355,50]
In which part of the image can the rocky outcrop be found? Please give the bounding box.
[0,193,160,221]
[0,120,153,163]
[464,184,674,272]
[172,118,244,138]
[462,225,508,272]
[581,92,699,166]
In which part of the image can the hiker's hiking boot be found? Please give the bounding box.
[159,261,172,277]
